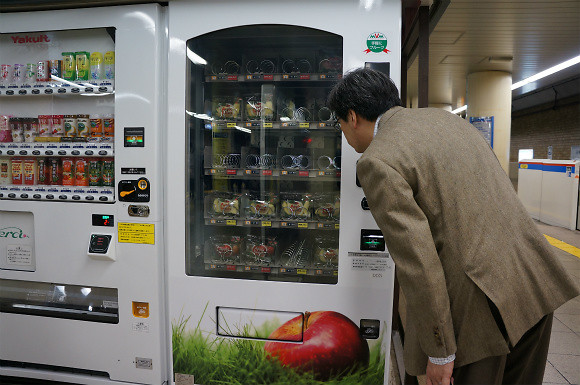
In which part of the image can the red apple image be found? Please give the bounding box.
[264,311,369,380]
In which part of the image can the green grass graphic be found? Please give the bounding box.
[172,305,386,385]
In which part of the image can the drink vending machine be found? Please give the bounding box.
[166,0,401,384]
[0,5,168,384]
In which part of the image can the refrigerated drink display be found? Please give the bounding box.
[186,26,343,284]
[0,28,115,202]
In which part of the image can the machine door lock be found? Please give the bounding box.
[361,197,370,210]
[128,205,150,217]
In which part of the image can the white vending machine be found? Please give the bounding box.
[0,5,168,384]
[165,1,401,384]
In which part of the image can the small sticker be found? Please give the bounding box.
[132,301,150,318]
[133,321,150,333]
[135,357,152,369]
[118,223,155,244]
[365,32,390,54]
[349,251,390,272]
[175,373,195,385]
[7,245,32,265]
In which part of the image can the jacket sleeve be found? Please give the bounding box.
[357,155,457,358]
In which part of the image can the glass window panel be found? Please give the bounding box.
[186,25,342,284]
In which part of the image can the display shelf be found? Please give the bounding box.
[0,142,114,157]
[0,81,114,96]
[205,261,338,278]
[205,217,339,230]
[207,120,337,130]
[206,73,342,83]
[0,184,115,202]
[205,168,340,179]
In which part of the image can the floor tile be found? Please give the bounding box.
[547,353,580,384]
[543,360,569,384]
[548,332,580,355]
[555,298,580,315]
[552,316,574,333]
[555,313,580,333]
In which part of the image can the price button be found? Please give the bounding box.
[226,219,237,226]
[262,221,272,227]
[298,222,308,229]
[297,269,307,275]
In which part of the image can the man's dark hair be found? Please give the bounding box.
[328,68,402,121]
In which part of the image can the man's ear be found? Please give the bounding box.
[347,109,357,127]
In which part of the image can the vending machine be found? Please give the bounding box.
[165,1,401,384]
[0,5,168,384]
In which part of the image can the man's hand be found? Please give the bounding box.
[426,360,454,385]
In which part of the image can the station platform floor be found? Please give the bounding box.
[1,221,579,385]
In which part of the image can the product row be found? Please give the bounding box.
[0,157,114,187]
[207,192,340,221]
[207,152,341,171]
[206,234,338,269]
[0,114,114,142]
[0,51,115,86]
[205,54,341,76]
[207,96,336,122]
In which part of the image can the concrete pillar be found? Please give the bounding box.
[466,71,512,173]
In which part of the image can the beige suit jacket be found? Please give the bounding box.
[357,106,579,375]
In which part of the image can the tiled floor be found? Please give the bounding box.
[535,221,580,385]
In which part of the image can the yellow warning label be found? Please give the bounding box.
[118,223,155,244]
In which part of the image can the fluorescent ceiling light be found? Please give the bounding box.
[187,47,207,66]
[511,55,580,90]
[451,105,467,114]
[452,54,580,114]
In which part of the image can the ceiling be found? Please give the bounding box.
[406,0,580,112]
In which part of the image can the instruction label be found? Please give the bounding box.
[7,245,32,265]
[118,223,155,244]
[349,252,390,272]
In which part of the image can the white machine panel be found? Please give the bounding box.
[0,5,167,384]
[166,1,400,384]
[518,159,543,220]
[539,160,579,230]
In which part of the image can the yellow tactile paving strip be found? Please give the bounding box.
[544,234,580,259]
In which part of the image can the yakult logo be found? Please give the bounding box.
[11,34,51,44]
[0,226,29,239]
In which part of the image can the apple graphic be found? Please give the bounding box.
[264,311,369,380]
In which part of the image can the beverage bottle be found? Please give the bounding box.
[11,157,23,184]
[90,52,104,80]
[61,157,74,186]
[102,158,114,187]
[104,51,115,80]
[0,157,11,185]
[75,52,90,81]
[49,158,62,185]
[37,157,49,185]
[23,158,37,185]
[62,52,76,81]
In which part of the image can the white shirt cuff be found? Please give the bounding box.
[428,354,456,365]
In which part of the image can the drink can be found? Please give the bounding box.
[0,64,11,85]
[49,158,62,185]
[89,115,103,137]
[102,158,114,187]
[62,157,74,186]
[25,63,37,85]
[63,115,77,137]
[74,157,89,186]
[104,51,115,80]
[88,158,102,186]
[10,117,24,142]
[23,118,37,143]
[103,114,114,137]
[90,52,104,80]
[37,157,49,185]
[75,51,90,81]
[38,115,52,137]
[77,114,90,137]
[62,52,76,81]
[49,60,62,79]
[51,115,64,137]
[23,158,37,185]
[11,157,23,184]
[36,60,51,82]
[12,64,25,85]
[0,157,11,185]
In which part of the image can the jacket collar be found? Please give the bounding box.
[376,106,404,132]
